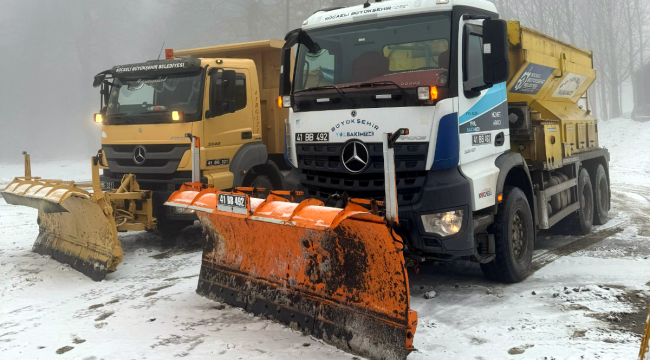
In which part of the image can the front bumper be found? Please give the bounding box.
[285,167,476,257]
[398,167,475,257]
[100,171,197,221]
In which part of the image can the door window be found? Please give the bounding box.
[463,26,487,91]
[213,73,247,112]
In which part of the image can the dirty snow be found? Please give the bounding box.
[1,118,649,359]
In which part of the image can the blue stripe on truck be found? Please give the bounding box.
[433,113,460,170]
[459,82,507,124]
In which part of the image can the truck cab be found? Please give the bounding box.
[94,40,288,235]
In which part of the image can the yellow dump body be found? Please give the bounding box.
[506,21,598,167]
[175,40,289,155]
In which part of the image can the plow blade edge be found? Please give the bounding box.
[166,184,417,360]
[2,179,122,281]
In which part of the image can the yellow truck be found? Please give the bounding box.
[95,40,289,238]
[1,40,290,280]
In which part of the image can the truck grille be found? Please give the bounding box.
[297,142,429,205]
[103,144,190,175]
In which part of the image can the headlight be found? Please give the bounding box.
[421,210,463,236]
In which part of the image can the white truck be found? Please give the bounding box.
[278,0,611,283]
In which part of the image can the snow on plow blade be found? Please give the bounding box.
[166,183,417,360]
[1,177,123,281]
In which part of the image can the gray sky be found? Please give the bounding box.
[0,0,292,163]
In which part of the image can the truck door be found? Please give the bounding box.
[203,68,254,189]
[457,21,510,165]
[456,19,510,210]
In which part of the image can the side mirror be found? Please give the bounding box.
[279,47,293,96]
[93,73,106,88]
[208,69,237,117]
[279,30,299,96]
[482,19,510,85]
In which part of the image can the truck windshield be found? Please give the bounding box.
[107,72,203,122]
[294,13,451,93]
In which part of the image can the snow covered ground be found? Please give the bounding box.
[1,118,649,360]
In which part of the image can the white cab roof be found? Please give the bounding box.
[303,0,497,30]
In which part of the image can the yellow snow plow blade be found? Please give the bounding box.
[165,130,417,360]
[641,306,650,360]
[1,152,155,281]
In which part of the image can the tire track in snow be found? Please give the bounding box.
[531,226,625,273]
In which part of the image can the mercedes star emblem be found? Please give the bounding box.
[351,110,358,117]
[133,146,147,166]
[341,140,370,173]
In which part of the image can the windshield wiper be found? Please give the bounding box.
[295,85,355,106]
[139,110,171,115]
[106,113,134,124]
[340,81,414,101]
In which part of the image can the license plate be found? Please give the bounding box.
[100,181,115,190]
[217,193,248,215]
[295,132,329,142]
[218,194,246,208]
[472,133,492,146]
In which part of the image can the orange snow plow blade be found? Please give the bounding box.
[166,183,417,360]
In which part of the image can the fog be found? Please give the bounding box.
[0,0,646,163]
[0,0,311,163]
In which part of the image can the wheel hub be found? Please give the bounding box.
[511,212,526,261]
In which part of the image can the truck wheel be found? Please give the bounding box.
[480,187,534,283]
[590,165,610,225]
[563,168,594,235]
[249,175,274,199]
[156,220,193,246]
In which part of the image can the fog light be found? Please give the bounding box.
[421,210,463,236]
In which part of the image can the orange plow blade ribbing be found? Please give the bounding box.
[166,183,417,360]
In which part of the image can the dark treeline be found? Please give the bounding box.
[493,0,649,120]
[0,0,645,162]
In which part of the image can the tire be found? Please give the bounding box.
[249,175,274,199]
[563,168,594,235]
[480,187,534,283]
[590,165,610,225]
[156,220,193,246]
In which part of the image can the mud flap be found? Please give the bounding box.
[166,185,417,360]
[2,179,122,281]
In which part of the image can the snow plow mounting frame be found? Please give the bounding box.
[1,150,156,280]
